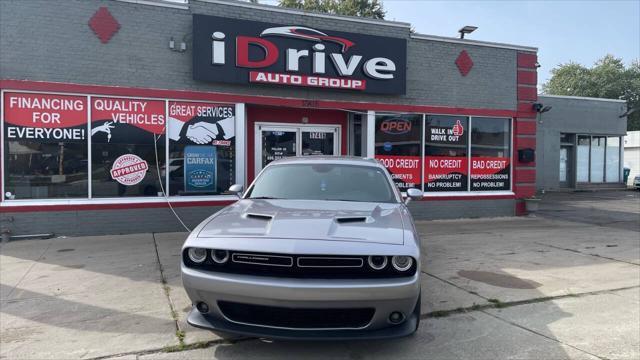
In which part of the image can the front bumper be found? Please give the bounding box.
[182,265,421,339]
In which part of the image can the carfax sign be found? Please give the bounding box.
[184,145,217,192]
[192,15,407,94]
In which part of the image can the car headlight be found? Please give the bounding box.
[391,256,413,271]
[367,255,388,270]
[188,247,208,263]
[212,249,230,264]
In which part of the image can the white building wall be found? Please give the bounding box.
[624,131,640,186]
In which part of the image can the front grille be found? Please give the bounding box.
[183,250,417,279]
[218,301,374,329]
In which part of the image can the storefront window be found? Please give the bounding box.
[374,114,422,192]
[3,92,88,199]
[423,115,468,192]
[167,101,235,195]
[590,136,606,183]
[470,117,511,191]
[577,136,590,182]
[606,137,621,183]
[90,97,166,197]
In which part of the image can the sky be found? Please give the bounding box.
[262,0,640,88]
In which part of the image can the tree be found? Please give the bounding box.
[542,55,640,131]
[278,0,385,20]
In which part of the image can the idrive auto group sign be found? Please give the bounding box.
[192,15,407,94]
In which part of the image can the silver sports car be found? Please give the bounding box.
[181,156,423,340]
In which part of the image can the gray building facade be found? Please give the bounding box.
[0,0,540,236]
[536,95,627,191]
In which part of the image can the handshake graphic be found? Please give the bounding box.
[185,122,220,144]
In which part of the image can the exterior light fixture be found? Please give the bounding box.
[458,25,478,39]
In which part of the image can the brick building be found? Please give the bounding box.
[0,0,543,236]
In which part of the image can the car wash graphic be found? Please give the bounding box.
[193,15,407,94]
[424,117,468,191]
[3,92,87,143]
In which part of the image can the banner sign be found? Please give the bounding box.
[424,156,467,191]
[376,155,421,190]
[184,145,217,192]
[424,116,468,191]
[3,92,87,143]
[91,97,165,144]
[374,115,422,191]
[168,101,235,145]
[470,156,510,191]
[192,15,407,94]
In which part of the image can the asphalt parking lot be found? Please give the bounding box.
[1,190,639,359]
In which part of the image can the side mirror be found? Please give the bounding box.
[404,188,423,204]
[228,184,243,198]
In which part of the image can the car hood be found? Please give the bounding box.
[197,199,406,245]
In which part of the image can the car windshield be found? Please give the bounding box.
[247,163,397,203]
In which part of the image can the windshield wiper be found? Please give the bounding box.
[250,196,281,200]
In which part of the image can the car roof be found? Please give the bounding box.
[267,156,382,167]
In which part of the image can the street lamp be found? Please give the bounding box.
[458,26,478,39]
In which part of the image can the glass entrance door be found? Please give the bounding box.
[560,145,573,188]
[255,124,340,175]
[301,128,337,156]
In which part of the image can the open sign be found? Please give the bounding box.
[380,118,412,135]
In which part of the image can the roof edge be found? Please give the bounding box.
[411,33,537,52]
[196,0,412,29]
[539,94,627,103]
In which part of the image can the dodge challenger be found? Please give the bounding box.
[181,156,423,339]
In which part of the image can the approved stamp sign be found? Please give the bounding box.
[110,154,149,186]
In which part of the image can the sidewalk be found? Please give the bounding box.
[1,192,638,359]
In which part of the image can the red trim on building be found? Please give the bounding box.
[514,183,535,198]
[515,168,536,183]
[515,200,527,216]
[517,53,537,69]
[516,120,537,135]
[516,103,537,115]
[1,200,237,213]
[246,105,348,182]
[517,86,537,101]
[517,70,537,85]
[0,80,517,118]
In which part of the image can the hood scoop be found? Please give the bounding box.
[244,213,273,221]
[335,216,369,224]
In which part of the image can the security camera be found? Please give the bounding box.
[532,103,544,112]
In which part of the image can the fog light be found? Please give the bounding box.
[188,248,207,263]
[368,255,388,270]
[389,311,405,324]
[212,249,229,264]
[392,256,413,271]
[196,301,209,313]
